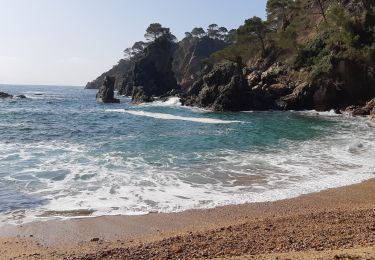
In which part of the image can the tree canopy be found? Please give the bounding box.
[144,23,176,42]
[191,27,206,38]
[238,16,269,56]
[207,24,220,38]
[266,0,297,30]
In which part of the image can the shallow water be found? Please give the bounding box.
[0,84,374,225]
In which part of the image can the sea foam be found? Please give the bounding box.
[107,110,243,124]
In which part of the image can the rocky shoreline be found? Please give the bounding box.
[89,0,375,122]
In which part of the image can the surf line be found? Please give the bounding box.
[107,109,243,124]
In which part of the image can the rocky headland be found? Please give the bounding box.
[89,0,374,121]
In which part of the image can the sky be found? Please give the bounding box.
[0,0,267,86]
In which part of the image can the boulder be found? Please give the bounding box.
[267,83,291,97]
[96,76,120,103]
[276,82,315,110]
[346,98,375,116]
[0,92,13,99]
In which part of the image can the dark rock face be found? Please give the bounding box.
[180,55,375,112]
[311,60,375,111]
[88,36,227,97]
[130,37,179,103]
[0,92,13,99]
[96,76,120,103]
[172,37,228,90]
[183,62,252,111]
[86,59,134,90]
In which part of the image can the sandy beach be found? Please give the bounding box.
[0,178,373,259]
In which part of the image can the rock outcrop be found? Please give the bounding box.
[345,98,375,116]
[96,76,120,103]
[173,37,228,90]
[0,92,13,99]
[128,36,179,103]
[182,61,252,111]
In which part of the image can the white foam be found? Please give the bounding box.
[141,97,182,107]
[297,109,344,117]
[137,97,212,112]
[107,110,243,124]
[1,112,375,227]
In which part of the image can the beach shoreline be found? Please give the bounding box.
[0,178,374,259]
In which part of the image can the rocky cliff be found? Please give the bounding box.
[182,61,252,111]
[182,0,375,114]
[117,36,179,102]
[87,0,375,118]
[172,36,228,90]
[86,36,228,94]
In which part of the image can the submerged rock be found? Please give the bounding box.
[0,92,13,99]
[16,95,27,99]
[96,76,120,103]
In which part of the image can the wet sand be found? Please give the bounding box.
[0,178,374,259]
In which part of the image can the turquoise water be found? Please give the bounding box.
[0,85,374,225]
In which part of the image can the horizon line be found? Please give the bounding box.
[0,83,85,88]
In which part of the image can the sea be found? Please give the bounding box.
[0,84,374,226]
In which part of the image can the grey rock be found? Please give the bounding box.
[96,76,120,103]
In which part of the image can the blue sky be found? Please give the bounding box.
[0,0,267,86]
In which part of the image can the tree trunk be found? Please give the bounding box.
[258,35,266,57]
[316,0,327,23]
